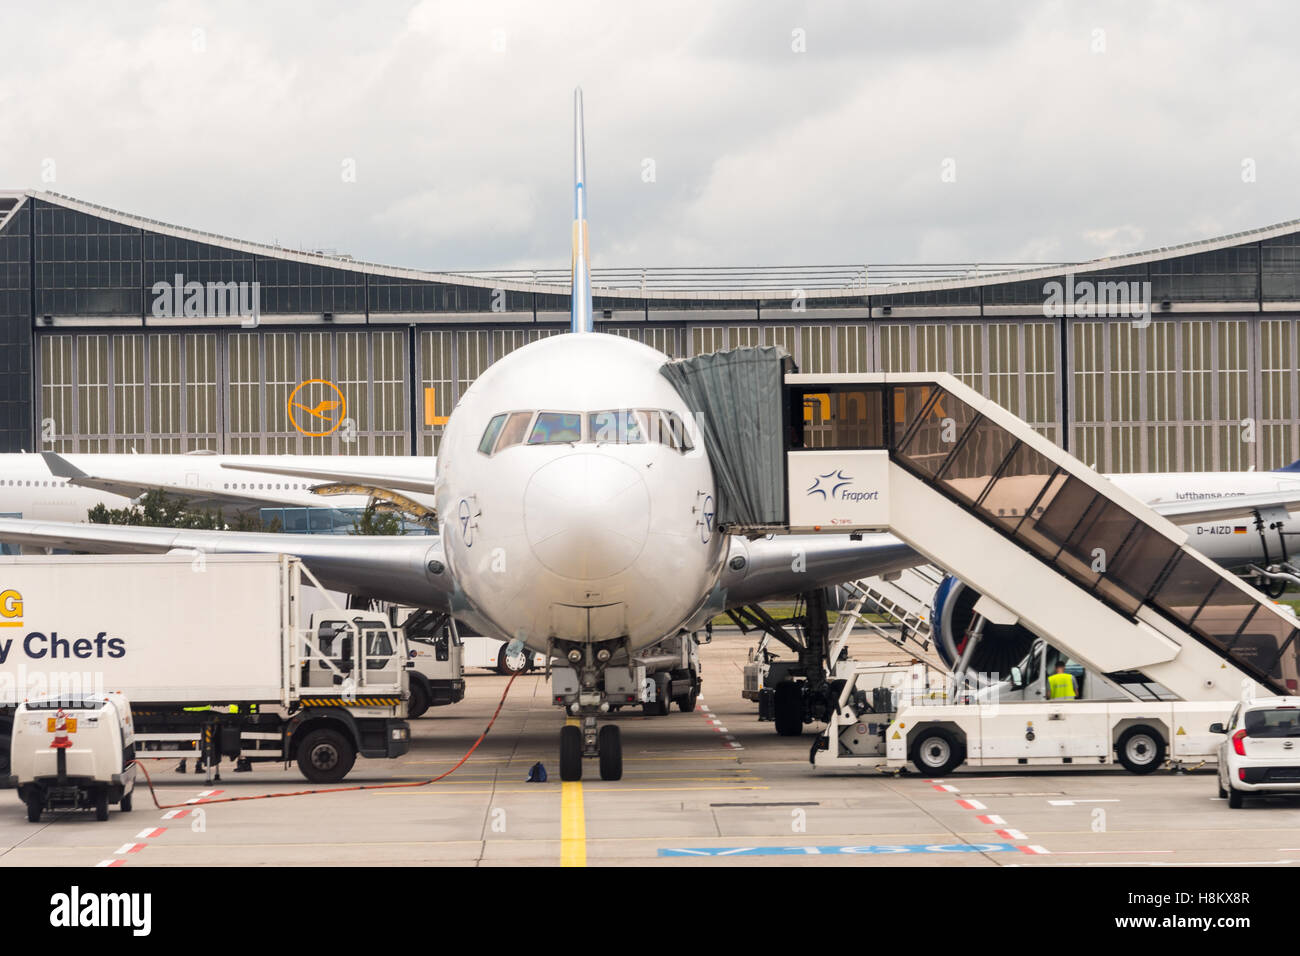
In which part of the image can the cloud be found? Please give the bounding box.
[0,0,1297,271]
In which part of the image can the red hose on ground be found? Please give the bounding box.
[131,672,521,810]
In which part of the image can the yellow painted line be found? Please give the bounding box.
[559,716,586,866]
[560,781,586,867]
[584,785,769,793]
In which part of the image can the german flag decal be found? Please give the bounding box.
[1234,526,1248,534]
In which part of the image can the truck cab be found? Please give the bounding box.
[975,638,1174,704]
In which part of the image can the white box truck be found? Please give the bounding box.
[0,553,412,784]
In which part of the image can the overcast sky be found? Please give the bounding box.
[2,0,1297,273]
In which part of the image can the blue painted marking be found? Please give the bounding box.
[457,498,473,548]
[658,843,1015,857]
[700,494,715,543]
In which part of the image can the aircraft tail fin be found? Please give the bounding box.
[1275,459,1300,473]
[570,88,594,334]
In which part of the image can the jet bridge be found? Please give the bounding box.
[662,355,1300,702]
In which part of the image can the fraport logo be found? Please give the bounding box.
[805,470,879,503]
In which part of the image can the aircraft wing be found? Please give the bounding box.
[0,518,454,609]
[40,451,347,515]
[721,533,923,606]
[221,461,439,498]
[1148,489,1300,526]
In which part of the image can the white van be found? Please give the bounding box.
[4,693,136,822]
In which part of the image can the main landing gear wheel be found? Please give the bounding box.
[1115,725,1165,775]
[773,681,803,737]
[560,724,583,781]
[910,727,965,775]
[598,725,623,781]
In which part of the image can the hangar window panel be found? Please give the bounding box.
[1107,323,1141,423]
[148,333,181,447]
[878,325,911,372]
[1182,424,1212,473]
[986,323,1020,418]
[334,331,367,456]
[797,326,831,374]
[227,332,264,453]
[690,327,726,356]
[112,334,147,444]
[184,334,219,451]
[76,335,110,452]
[370,330,407,456]
[915,324,947,374]
[834,324,870,373]
[1070,426,1101,469]
[1146,424,1177,473]
[1021,322,1057,433]
[38,335,76,452]
[1070,321,1104,427]
[264,332,300,454]
[1110,425,1140,474]
[456,330,491,402]
[763,325,795,356]
[419,330,454,455]
[729,326,760,349]
[949,324,981,392]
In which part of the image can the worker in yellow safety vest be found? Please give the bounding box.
[1047,663,1078,700]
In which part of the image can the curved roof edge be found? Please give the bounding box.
[4,189,1298,303]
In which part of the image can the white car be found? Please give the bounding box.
[1212,696,1300,808]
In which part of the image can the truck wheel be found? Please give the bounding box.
[407,678,431,719]
[910,728,965,775]
[25,792,42,823]
[497,644,529,675]
[774,681,803,737]
[676,685,699,713]
[560,725,583,781]
[598,725,622,781]
[1116,725,1165,774]
[95,788,110,821]
[1227,784,1244,809]
[296,728,357,783]
[120,790,133,812]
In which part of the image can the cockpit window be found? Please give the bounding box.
[528,412,583,444]
[478,414,507,455]
[589,410,646,444]
[493,412,533,453]
[650,410,695,452]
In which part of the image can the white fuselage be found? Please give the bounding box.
[0,453,438,521]
[434,333,726,654]
[1111,471,1300,567]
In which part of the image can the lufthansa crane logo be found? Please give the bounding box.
[0,589,21,628]
[806,470,854,500]
[287,379,347,437]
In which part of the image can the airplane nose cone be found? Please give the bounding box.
[524,454,650,580]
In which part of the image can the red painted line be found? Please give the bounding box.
[95,859,125,868]
[995,828,1027,840]
[136,827,167,840]
[1017,845,1051,855]
[115,843,147,855]
[975,814,1006,825]
[932,784,958,792]
[956,798,987,811]
[162,808,191,820]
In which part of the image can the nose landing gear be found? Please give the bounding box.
[558,716,623,781]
